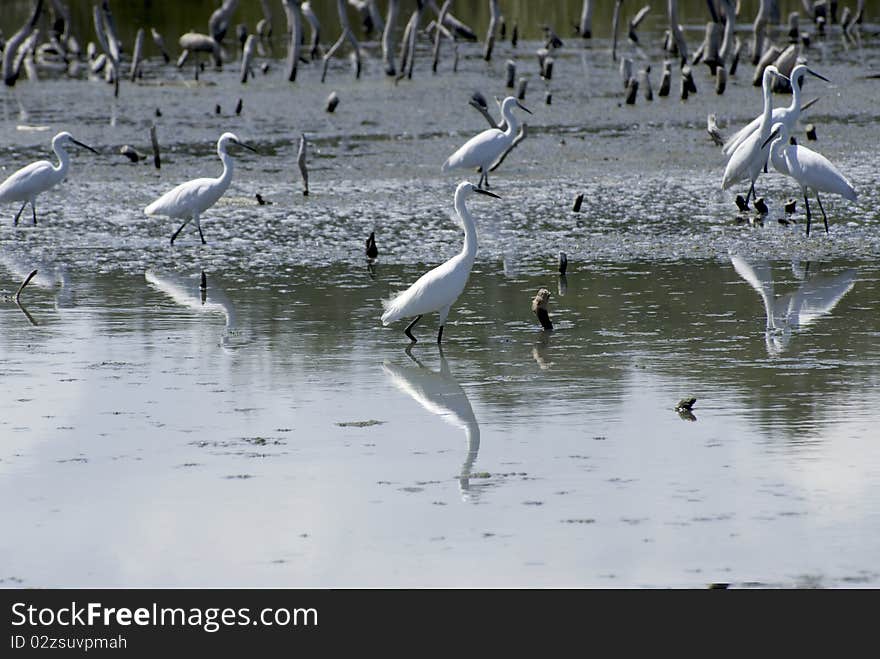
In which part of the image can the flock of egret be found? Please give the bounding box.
[0,1,867,347]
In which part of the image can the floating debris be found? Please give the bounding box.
[572,193,584,212]
[805,123,817,140]
[754,197,769,215]
[326,91,339,112]
[558,252,568,275]
[297,133,309,195]
[336,419,385,428]
[735,194,749,212]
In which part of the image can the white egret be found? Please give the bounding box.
[0,131,98,226]
[722,64,829,157]
[144,132,257,245]
[721,65,788,206]
[381,181,499,344]
[441,95,531,189]
[762,122,857,236]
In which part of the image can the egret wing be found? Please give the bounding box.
[0,161,56,201]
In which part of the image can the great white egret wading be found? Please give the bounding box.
[143,132,257,245]
[0,131,98,226]
[381,181,499,345]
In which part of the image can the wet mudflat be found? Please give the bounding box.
[1,5,880,587]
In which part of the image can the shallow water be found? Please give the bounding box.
[1,5,880,587]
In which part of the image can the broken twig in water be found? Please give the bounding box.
[298,133,309,195]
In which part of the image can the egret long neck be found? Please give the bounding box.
[787,77,802,115]
[454,195,478,262]
[52,142,70,177]
[759,76,774,135]
[217,145,234,186]
[501,105,519,138]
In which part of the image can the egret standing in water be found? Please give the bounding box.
[381,181,499,344]
[721,66,788,207]
[144,132,256,245]
[762,122,857,236]
[0,131,98,226]
[442,96,531,189]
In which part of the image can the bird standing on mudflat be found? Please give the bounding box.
[381,181,499,345]
[442,96,531,189]
[721,66,788,207]
[762,122,857,236]
[0,131,98,226]
[144,132,256,245]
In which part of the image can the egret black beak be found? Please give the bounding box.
[474,188,501,199]
[516,100,533,115]
[806,67,830,83]
[235,140,258,154]
[762,128,781,150]
[71,138,99,154]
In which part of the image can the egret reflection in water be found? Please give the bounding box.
[730,254,857,355]
[382,350,482,502]
[145,269,241,347]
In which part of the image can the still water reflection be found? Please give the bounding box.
[2,260,879,587]
[383,349,481,502]
[730,254,858,356]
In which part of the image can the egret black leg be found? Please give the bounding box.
[804,194,812,237]
[816,193,829,234]
[477,170,486,189]
[170,218,191,245]
[404,315,422,343]
[31,202,36,225]
[483,171,490,189]
[196,219,206,245]
[437,325,444,345]
[746,182,756,205]
[13,201,27,226]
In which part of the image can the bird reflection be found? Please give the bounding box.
[0,252,74,324]
[730,254,857,355]
[144,269,241,347]
[532,331,553,370]
[381,349,482,502]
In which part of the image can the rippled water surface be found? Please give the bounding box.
[1,2,880,587]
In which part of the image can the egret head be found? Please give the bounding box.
[218,132,258,154]
[789,64,830,90]
[456,181,501,201]
[53,131,99,154]
[762,122,789,149]
[762,65,790,87]
[500,95,533,117]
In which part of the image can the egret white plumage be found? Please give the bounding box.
[381,181,499,344]
[442,96,531,189]
[144,132,256,245]
[0,131,98,226]
[762,122,857,236]
[721,65,788,207]
[721,64,828,157]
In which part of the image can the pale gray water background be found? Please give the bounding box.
[1,2,880,587]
